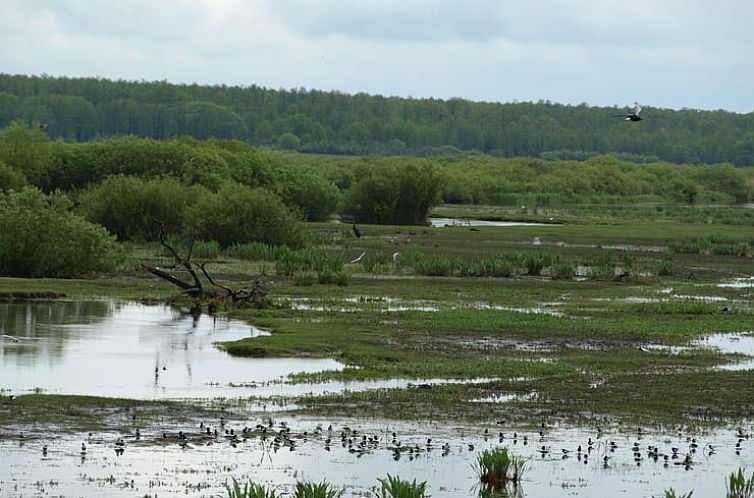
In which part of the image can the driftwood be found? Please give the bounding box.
[141,221,268,305]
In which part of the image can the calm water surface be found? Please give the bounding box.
[0,300,342,399]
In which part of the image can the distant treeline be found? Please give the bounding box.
[2,73,754,165]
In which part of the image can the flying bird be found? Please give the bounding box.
[616,102,642,121]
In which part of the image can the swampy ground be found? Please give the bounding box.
[3,203,754,434]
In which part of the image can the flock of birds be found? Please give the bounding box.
[39,417,750,475]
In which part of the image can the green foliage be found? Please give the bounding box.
[274,249,345,276]
[476,447,526,489]
[657,256,674,276]
[276,167,341,221]
[523,252,547,276]
[317,269,350,286]
[0,188,121,277]
[343,161,446,225]
[186,184,304,248]
[375,474,429,498]
[462,255,516,278]
[409,253,461,277]
[728,468,754,498]
[222,478,281,498]
[670,235,754,256]
[226,242,288,261]
[293,480,344,498]
[655,489,693,498]
[77,175,205,241]
[278,132,302,150]
[4,74,754,166]
[0,159,26,192]
[40,136,274,191]
[0,119,50,186]
[551,261,575,280]
[191,240,220,259]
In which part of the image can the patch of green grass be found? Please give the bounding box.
[728,468,754,498]
[375,474,429,498]
[293,481,343,498]
[476,447,525,492]
[223,479,281,498]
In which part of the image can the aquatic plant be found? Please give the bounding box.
[226,242,290,261]
[317,269,350,286]
[192,240,221,259]
[523,252,546,276]
[476,447,526,488]
[550,261,575,280]
[222,478,281,498]
[656,489,693,498]
[727,468,754,498]
[375,474,429,498]
[293,480,344,498]
[275,248,345,276]
[656,258,673,276]
[411,254,460,277]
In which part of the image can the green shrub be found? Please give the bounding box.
[278,168,341,221]
[77,175,204,241]
[342,161,446,225]
[186,184,304,248]
[0,188,121,277]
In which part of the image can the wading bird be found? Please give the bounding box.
[352,224,361,238]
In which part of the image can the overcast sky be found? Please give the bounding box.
[2,0,753,113]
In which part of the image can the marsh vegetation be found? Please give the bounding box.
[3,118,754,496]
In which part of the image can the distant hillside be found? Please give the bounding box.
[1,73,753,165]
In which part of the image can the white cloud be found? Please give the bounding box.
[0,0,752,112]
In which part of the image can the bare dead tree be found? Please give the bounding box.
[141,220,268,306]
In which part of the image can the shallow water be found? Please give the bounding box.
[1,420,750,498]
[695,333,754,371]
[428,217,558,228]
[717,277,754,288]
[0,301,343,399]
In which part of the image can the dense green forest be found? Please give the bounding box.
[2,73,754,165]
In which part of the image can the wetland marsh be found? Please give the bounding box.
[3,205,754,497]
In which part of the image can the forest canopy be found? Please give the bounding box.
[2,73,754,165]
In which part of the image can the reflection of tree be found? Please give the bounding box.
[0,300,115,360]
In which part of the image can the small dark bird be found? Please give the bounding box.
[352,224,361,238]
[616,102,642,121]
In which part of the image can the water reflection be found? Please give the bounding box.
[429,217,557,228]
[0,301,343,399]
[0,421,749,498]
